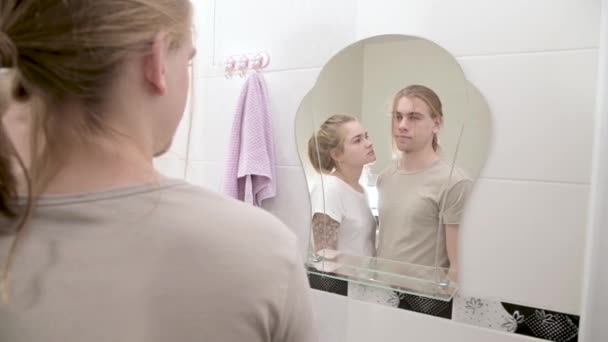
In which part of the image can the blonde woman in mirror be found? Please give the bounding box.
[376,85,472,282]
[0,1,315,341]
[307,114,377,263]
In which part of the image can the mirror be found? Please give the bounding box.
[295,35,492,300]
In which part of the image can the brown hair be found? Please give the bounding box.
[0,0,192,300]
[308,114,357,174]
[392,84,444,151]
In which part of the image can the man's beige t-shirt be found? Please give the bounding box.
[376,160,471,269]
[0,180,316,342]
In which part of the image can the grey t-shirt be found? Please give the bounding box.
[0,179,316,342]
[376,160,472,269]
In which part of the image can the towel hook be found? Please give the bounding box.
[236,55,249,78]
[223,52,270,78]
[224,57,236,79]
[250,52,270,73]
[258,52,271,69]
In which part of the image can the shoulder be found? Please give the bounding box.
[160,181,297,250]
[155,181,301,287]
[143,182,299,281]
[321,175,340,187]
[150,182,304,338]
[312,175,346,195]
[434,161,472,184]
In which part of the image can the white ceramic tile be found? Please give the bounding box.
[191,0,216,75]
[185,161,223,192]
[343,293,540,342]
[262,69,320,166]
[283,0,358,68]
[581,41,608,341]
[188,76,245,162]
[460,179,589,315]
[310,290,349,342]
[458,50,597,184]
[212,0,287,70]
[262,166,312,257]
[210,0,356,75]
[153,155,186,179]
[356,0,600,57]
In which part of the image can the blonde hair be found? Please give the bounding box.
[308,114,357,174]
[392,84,444,152]
[0,0,193,301]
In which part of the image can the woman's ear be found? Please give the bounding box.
[143,32,169,95]
[329,148,341,163]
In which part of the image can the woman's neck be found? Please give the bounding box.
[11,127,161,195]
[333,165,363,192]
[44,135,160,194]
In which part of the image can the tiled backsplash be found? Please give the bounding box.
[309,271,580,342]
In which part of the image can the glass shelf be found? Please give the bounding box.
[306,249,459,302]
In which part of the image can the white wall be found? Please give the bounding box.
[311,289,541,342]
[153,0,601,341]
[580,1,608,341]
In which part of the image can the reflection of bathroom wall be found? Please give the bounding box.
[360,38,469,176]
[154,0,600,341]
[313,42,364,123]
[296,44,365,182]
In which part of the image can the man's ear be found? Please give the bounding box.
[433,116,442,133]
[143,32,169,95]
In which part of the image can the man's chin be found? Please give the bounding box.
[396,145,410,154]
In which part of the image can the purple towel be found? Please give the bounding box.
[221,73,276,206]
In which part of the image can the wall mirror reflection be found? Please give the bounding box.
[295,34,492,300]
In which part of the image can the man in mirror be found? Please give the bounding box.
[376,85,472,281]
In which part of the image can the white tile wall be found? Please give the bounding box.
[171,0,602,341]
[187,76,243,163]
[356,0,600,57]
[211,0,357,74]
[580,3,608,341]
[185,161,223,192]
[344,295,541,342]
[458,50,597,184]
[153,154,187,179]
[311,290,350,342]
[460,179,589,314]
